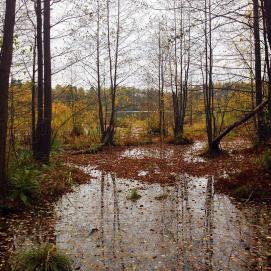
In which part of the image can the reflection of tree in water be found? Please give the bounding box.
[160,175,193,270]
[203,176,214,270]
[175,183,182,268]
[112,174,125,271]
[175,176,193,269]
[99,173,125,270]
[100,172,108,270]
[158,186,166,244]
[58,170,271,271]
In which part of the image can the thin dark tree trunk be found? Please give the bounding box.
[179,0,184,136]
[158,26,165,138]
[263,0,271,48]
[34,0,44,160]
[160,57,165,138]
[170,0,189,141]
[97,0,105,139]
[103,0,114,146]
[33,0,52,163]
[180,5,191,136]
[43,0,52,163]
[103,0,120,146]
[0,0,16,195]
[203,0,214,152]
[158,24,162,136]
[32,36,37,153]
[173,2,181,139]
[253,0,266,142]
[262,0,271,121]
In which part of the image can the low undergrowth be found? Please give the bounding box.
[9,243,72,271]
[9,167,40,205]
[2,150,89,211]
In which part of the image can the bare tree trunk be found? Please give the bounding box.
[31,36,37,153]
[203,0,215,152]
[158,24,162,136]
[253,0,266,142]
[170,0,189,141]
[0,0,16,195]
[179,0,184,136]
[263,0,271,48]
[158,24,165,138]
[43,0,52,163]
[209,0,216,139]
[103,0,120,146]
[180,5,191,136]
[262,0,271,122]
[161,80,166,138]
[34,0,44,160]
[249,27,257,130]
[96,0,105,139]
[34,0,52,163]
[173,1,181,139]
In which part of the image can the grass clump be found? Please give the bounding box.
[9,243,72,271]
[128,188,141,201]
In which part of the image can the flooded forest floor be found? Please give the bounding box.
[64,138,271,202]
[1,138,271,270]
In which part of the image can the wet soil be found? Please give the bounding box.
[63,139,255,186]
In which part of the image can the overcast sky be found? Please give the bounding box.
[5,0,253,90]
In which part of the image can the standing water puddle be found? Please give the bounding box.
[54,169,271,271]
[183,141,206,163]
[121,147,174,160]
